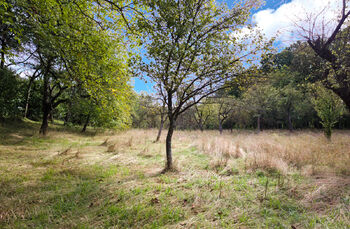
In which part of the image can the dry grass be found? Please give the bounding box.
[192,130,350,176]
[1,122,349,228]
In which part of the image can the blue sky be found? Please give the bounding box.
[132,0,338,93]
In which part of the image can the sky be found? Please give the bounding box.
[132,0,341,93]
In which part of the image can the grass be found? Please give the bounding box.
[0,120,349,228]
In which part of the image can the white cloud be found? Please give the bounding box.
[252,0,344,46]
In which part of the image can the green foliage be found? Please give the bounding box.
[138,0,271,117]
[242,83,279,125]
[132,93,162,128]
[0,0,136,131]
[0,68,23,119]
[312,85,345,139]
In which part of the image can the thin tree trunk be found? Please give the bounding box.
[165,118,175,170]
[40,74,50,135]
[199,122,204,132]
[287,109,293,131]
[24,77,35,118]
[81,114,90,132]
[219,121,223,134]
[257,114,261,132]
[49,110,54,124]
[0,49,4,69]
[64,112,70,125]
[64,100,72,126]
[0,39,5,70]
[165,93,175,171]
[155,113,165,142]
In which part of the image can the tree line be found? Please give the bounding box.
[132,41,350,136]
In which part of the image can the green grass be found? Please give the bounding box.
[0,121,349,228]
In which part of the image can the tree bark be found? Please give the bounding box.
[165,93,175,171]
[199,122,204,132]
[165,117,175,170]
[24,77,35,118]
[155,112,165,142]
[0,49,4,69]
[332,85,350,111]
[81,114,90,132]
[39,74,51,135]
[257,114,261,132]
[0,38,5,70]
[287,109,293,131]
[219,121,223,134]
[49,110,54,124]
[39,104,50,135]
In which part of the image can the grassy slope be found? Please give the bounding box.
[0,121,349,228]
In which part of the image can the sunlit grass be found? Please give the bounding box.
[0,121,349,228]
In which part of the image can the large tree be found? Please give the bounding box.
[138,0,270,170]
[298,0,350,110]
[11,0,134,134]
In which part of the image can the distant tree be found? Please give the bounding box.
[209,96,235,134]
[243,84,278,132]
[193,100,213,132]
[132,94,160,128]
[138,0,270,170]
[312,85,345,140]
[269,69,305,131]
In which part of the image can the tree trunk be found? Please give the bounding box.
[257,114,261,132]
[0,39,5,70]
[0,49,4,69]
[81,114,90,132]
[39,103,50,135]
[39,74,50,135]
[287,110,293,131]
[219,121,223,134]
[64,112,69,125]
[155,113,165,142]
[24,76,35,118]
[64,102,72,126]
[199,122,204,132]
[332,86,350,112]
[49,110,54,124]
[165,118,175,170]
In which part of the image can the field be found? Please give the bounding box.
[0,121,350,228]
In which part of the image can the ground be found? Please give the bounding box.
[0,120,349,228]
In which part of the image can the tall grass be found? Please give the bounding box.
[193,130,350,176]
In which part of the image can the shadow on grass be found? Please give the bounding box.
[0,119,105,146]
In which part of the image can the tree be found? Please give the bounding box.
[138,0,270,170]
[312,85,344,140]
[209,96,235,134]
[297,0,350,110]
[243,84,278,132]
[193,100,213,132]
[12,0,133,135]
[132,93,160,128]
[269,69,305,131]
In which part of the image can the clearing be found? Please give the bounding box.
[0,121,349,228]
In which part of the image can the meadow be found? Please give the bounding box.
[0,121,349,228]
